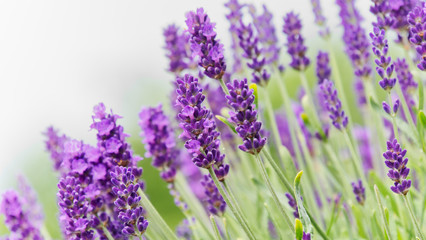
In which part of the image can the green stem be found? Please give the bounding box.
[343,129,366,183]
[138,189,178,240]
[374,185,392,240]
[219,78,230,95]
[403,194,425,240]
[208,168,256,240]
[254,153,295,234]
[395,80,417,137]
[210,215,222,240]
[223,217,231,240]
[299,71,322,128]
[264,202,286,238]
[102,226,115,240]
[40,224,52,240]
[388,94,400,142]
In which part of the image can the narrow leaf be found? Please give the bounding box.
[294,171,312,234]
[419,80,424,110]
[215,115,236,134]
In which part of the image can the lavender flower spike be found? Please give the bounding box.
[176,74,229,180]
[139,105,178,183]
[285,193,299,219]
[283,12,310,71]
[226,79,266,154]
[225,0,244,74]
[0,190,43,240]
[316,51,331,84]
[163,24,194,75]
[407,6,426,71]
[310,0,329,37]
[111,166,148,236]
[383,139,411,195]
[237,20,271,85]
[351,180,366,205]
[201,175,227,216]
[44,126,68,171]
[185,8,226,80]
[320,79,348,130]
[370,27,397,92]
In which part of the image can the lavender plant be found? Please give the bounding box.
[2,1,426,240]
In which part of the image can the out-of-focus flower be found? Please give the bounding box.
[320,80,348,130]
[201,175,226,216]
[283,12,310,71]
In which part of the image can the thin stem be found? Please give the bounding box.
[210,215,222,240]
[208,167,256,240]
[374,185,392,240]
[219,78,230,95]
[403,194,425,240]
[299,71,322,129]
[343,129,366,183]
[40,224,52,240]
[254,153,295,234]
[223,217,231,240]
[102,226,115,240]
[388,94,400,142]
[395,82,417,137]
[138,189,179,240]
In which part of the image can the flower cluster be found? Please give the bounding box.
[201,175,226,216]
[383,139,411,195]
[139,105,178,183]
[407,6,426,71]
[91,103,141,167]
[370,0,395,29]
[0,190,43,240]
[163,24,194,75]
[370,27,397,92]
[185,8,226,80]
[320,79,348,130]
[226,79,266,154]
[176,74,229,180]
[316,51,331,84]
[351,180,366,205]
[110,166,148,236]
[237,20,270,85]
[310,0,329,37]
[225,0,245,74]
[283,12,310,71]
[250,5,280,65]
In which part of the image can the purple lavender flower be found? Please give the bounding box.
[354,79,367,106]
[250,5,280,65]
[320,79,348,130]
[370,27,397,92]
[201,175,226,216]
[226,79,266,154]
[237,20,270,85]
[185,8,227,80]
[370,0,395,29]
[316,51,331,84]
[382,99,400,116]
[407,6,426,71]
[283,12,310,71]
[57,176,95,239]
[383,139,412,195]
[139,105,178,183]
[303,232,312,240]
[310,0,329,37]
[225,0,245,74]
[176,74,229,180]
[0,190,43,240]
[285,193,299,219]
[44,126,68,171]
[176,219,193,240]
[91,103,141,168]
[17,176,44,226]
[395,58,417,108]
[390,0,420,44]
[110,166,148,236]
[351,180,366,205]
[353,126,373,172]
[336,0,371,81]
[163,24,194,75]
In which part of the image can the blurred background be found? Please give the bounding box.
[0,0,374,237]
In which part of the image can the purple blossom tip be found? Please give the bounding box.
[186,8,227,80]
[283,12,310,71]
[163,24,194,74]
[383,138,411,195]
[201,174,227,216]
[351,180,366,205]
[320,80,348,130]
[407,6,426,71]
[226,79,266,154]
[316,51,331,84]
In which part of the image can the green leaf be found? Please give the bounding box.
[384,207,389,225]
[249,83,258,107]
[294,171,312,235]
[215,115,236,134]
[419,80,424,110]
[295,219,304,240]
[419,111,426,127]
